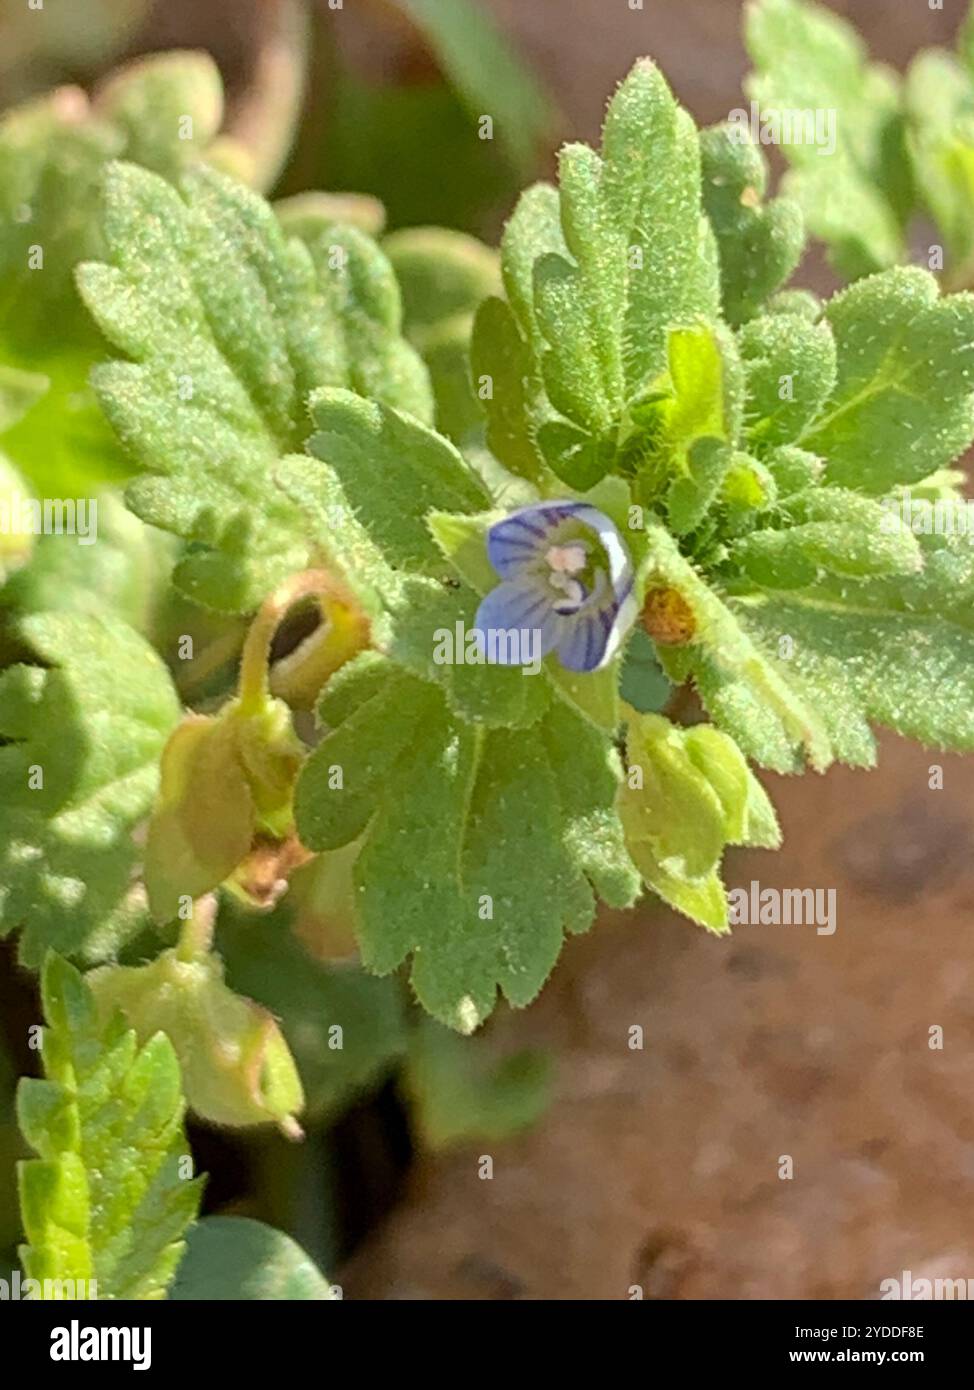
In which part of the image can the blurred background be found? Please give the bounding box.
[1,0,972,1299]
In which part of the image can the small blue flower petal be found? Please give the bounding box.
[486,508,559,576]
[474,578,560,665]
[481,499,637,674]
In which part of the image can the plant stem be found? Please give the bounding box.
[176,892,217,962]
[236,568,356,716]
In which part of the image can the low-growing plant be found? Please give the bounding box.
[2,0,974,1298]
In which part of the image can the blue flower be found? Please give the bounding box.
[474,501,637,673]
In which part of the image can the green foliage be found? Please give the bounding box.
[735,528,974,767]
[700,123,805,325]
[745,0,911,278]
[0,492,175,632]
[801,268,974,493]
[620,711,780,932]
[385,226,500,444]
[77,162,432,612]
[0,54,241,494]
[17,955,202,1299]
[476,59,719,490]
[0,611,179,966]
[171,1217,335,1301]
[739,311,836,451]
[87,945,305,1136]
[293,655,638,1031]
[6,7,974,1277]
[744,0,974,290]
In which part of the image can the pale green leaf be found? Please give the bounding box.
[294,656,638,1030]
[17,954,202,1299]
[620,710,779,931]
[0,612,180,966]
[171,1217,335,1301]
[77,162,431,612]
[700,123,805,324]
[740,311,836,451]
[745,0,911,277]
[799,268,974,493]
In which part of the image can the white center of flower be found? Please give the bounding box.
[545,542,587,575]
[545,543,588,608]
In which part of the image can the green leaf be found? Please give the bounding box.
[799,268,974,493]
[729,487,922,589]
[0,492,175,632]
[620,711,779,932]
[641,324,742,533]
[385,226,500,444]
[542,64,717,423]
[745,0,911,277]
[305,389,485,575]
[77,162,432,612]
[279,399,549,731]
[475,60,719,492]
[388,0,554,176]
[17,954,203,1299]
[170,1217,335,1301]
[619,628,672,713]
[0,56,245,495]
[427,508,500,594]
[403,1015,551,1149]
[642,519,833,773]
[739,311,837,452]
[275,190,387,242]
[294,656,638,1030]
[733,528,974,764]
[90,52,225,183]
[297,223,434,422]
[471,295,549,483]
[904,48,974,285]
[0,612,180,966]
[700,123,805,324]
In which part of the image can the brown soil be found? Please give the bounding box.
[342,737,974,1299]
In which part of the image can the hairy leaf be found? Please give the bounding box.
[745,0,911,277]
[17,954,202,1299]
[700,123,805,324]
[799,268,974,493]
[0,612,180,965]
[294,654,638,1030]
[620,710,780,931]
[0,55,241,494]
[77,163,431,612]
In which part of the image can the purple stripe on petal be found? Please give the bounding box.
[506,514,548,539]
[557,613,608,673]
[487,532,543,577]
[475,577,550,635]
